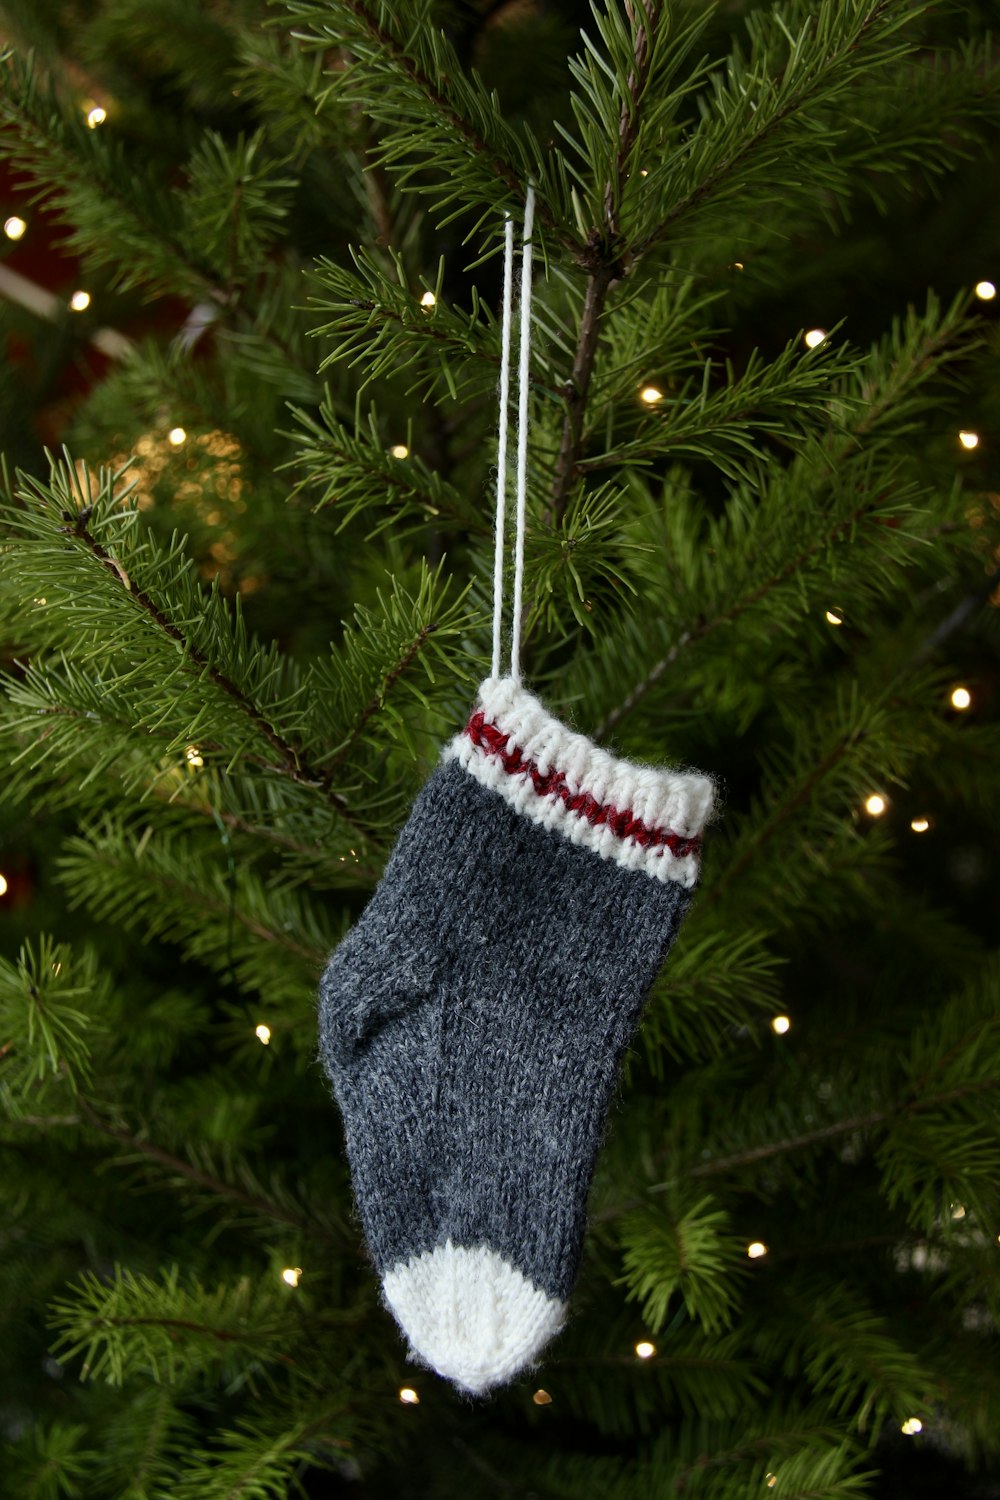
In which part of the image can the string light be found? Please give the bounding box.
[398,1387,420,1404]
[910,817,930,834]
[281,1267,302,1287]
[974,280,996,301]
[86,105,107,129]
[824,609,843,625]
[168,426,187,446]
[765,1478,777,1490]
[419,291,436,308]
[639,168,648,177]
[639,385,664,404]
[185,746,204,768]
[747,1241,768,1259]
[950,685,971,710]
[390,444,409,459]
[731,261,745,270]
[901,1417,923,1435]
[958,431,979,450]
[69,290,91,312]
[0,874,7,897]
[3,215,26,240]
[864,794,887,817]
[255,1024,271,1045]
[33,598,46,606]
[951,1203,966,1220]
[635,1340,656,1359]
[532,1389,553,1404]
[804,329,827,349]
[770,1015,791,1035]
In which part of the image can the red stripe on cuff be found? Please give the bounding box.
[465,711,701,860]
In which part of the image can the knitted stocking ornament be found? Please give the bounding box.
[318,680,713,1394]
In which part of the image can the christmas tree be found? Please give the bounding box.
[2,0,1000,1494]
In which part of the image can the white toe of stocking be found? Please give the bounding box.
[381,1240,567,1395]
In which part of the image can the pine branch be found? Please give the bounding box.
[284,0,581,256]
[76,1097,339,1244]
[549,1,659,526]
[703,722,870,908]
[629,0,902,262]
[593,489,876,739]
[0,51,221,302]
[592,289,981,737]
[319,622,439,780]
[62,511,302,780]
[663,1080,1000,1186]
[57,506,381,844]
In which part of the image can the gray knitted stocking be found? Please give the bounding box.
[318,676,713,1395]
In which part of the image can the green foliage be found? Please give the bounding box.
[282,0,556,243]
[4,1421,93,1500]
[618,1195,746,1333]
[183,131,297,283]
[48,1264,298,1388]
[0,937,105,1107]
[0,0,999,1494]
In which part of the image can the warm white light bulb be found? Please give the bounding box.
[901,1417,923,1435]
[765,1477,777,1490]
[255,1023,271,1045]
[910,817,930,834]
[86,105,107,129]
[951,1203,966,1220]
[390,444,409,459]
[281,1267,302,1287]
[864,794,887,817]
[958,431,980,450]
[4,215,26,241]
[770,1015,791,1035]
[0,873,8,897]
[747,1241,768,1259]
[950,685,971,710]
[168,427,187,446]
[185,746,204,768]
[635,1340,656,1359]
[804,328,827,349]
[639,385,664,404]
[532,1388,553,1405]
[399,1387,420,1404]
[974,280,996,301]
[419,290,436,307]
[824,609,843,626]
[70,290,91,312]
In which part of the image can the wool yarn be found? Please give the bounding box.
[318,678,713,1393]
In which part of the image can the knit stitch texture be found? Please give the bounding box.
[318,678,714,1394]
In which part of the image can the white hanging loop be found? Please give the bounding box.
[510,182,535,685]
[491,181,536,684]
[491,212,515,680]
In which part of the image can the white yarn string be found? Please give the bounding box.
[491,213,515,679]
[509,181,535,685]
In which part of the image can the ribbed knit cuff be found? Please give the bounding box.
[442,676,714,888]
